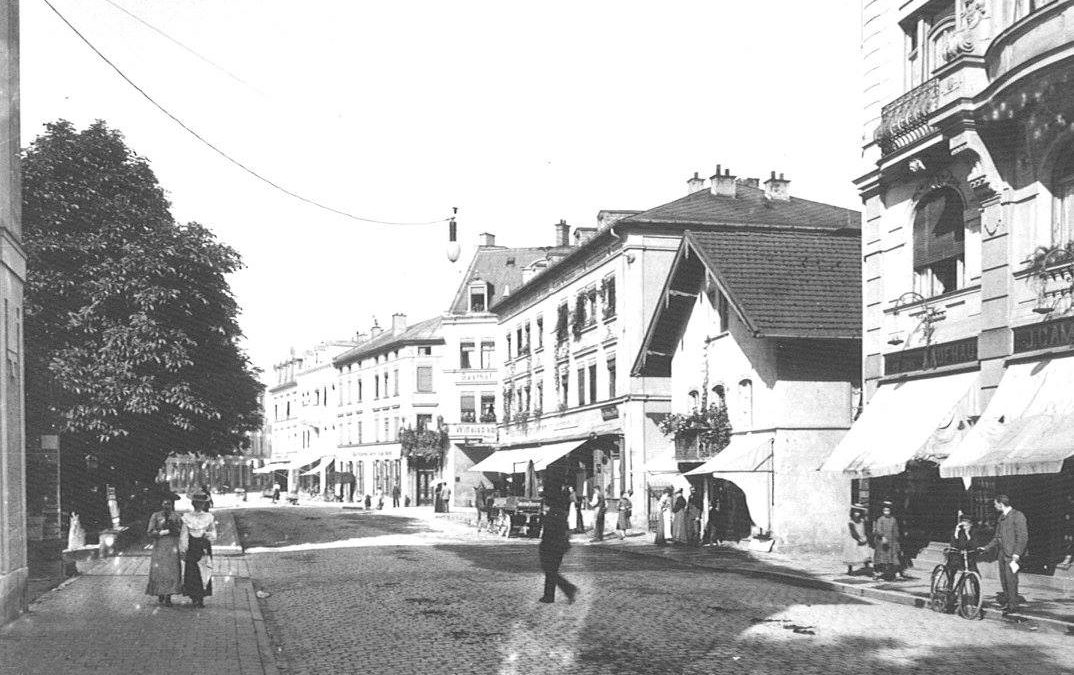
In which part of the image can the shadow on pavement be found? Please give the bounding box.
[234,507,436,548]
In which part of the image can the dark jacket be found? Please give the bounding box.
[671,496,686,513]
[983,508,1028,559]
[539,508,571,560]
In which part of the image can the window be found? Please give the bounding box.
[384,418,389,441]
[559,368,569,408]
[516,326,525,355]
[588,363,597,403]
[460,341,475,369]
[374,375,380,399]
[419,346,432,356]
[913,188,965,297]
[607,356,617,398]
[602,276,616,319]
[357,421,363,444]
[460,393,476,423]
[1053,150,1074,245]
[556,302,569,344]
[738,379,754,430]
[480,341,495,369]
[536,316,544,349]
[480,393,496,422]
[523,322,531,355]
[506,333,513,361]
[577,367,586,406]
[535,382,543,413]
[469,282,488,312]
[374,417,380,443]
[416,366,434,392]
[393,369,399,396]
[357,379,363,402]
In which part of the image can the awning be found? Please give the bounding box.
[252,461,290,475]
[299,458,333,476]
[684,434,774,475]
[469,439,585,474]
[940,356,1074,478]
[820,370,978,477]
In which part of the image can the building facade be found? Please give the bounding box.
[835,0,1074,572]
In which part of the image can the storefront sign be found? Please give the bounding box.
[600,405,619,421]
[884,337,978,375]
[1013,317,1074,353]
[446,423,497,442]
[457,371,495,384]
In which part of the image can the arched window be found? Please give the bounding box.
[688,389,699,409]
[1052,150,1074,245]
[738,379,753,430]
[913,188,965,297]
[712,384,726,407]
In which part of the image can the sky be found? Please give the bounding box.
[19,0,864,382]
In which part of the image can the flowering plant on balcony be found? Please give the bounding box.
[399,427,448,461]
[658,403,732,454]
[479,411,497,424]
[532,405,543,419]
[511,410,531,426]
[1025,242,1074,279]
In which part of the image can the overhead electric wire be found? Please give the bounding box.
[40,0,451,227]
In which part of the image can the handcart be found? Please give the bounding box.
[489,496,543,538]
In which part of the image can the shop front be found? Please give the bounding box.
[339,444,405,506]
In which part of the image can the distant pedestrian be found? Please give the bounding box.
[872,500,905,581]
[569,486,584,534]
[615,490,633,540]
[442,484,451,512]
[392,482,401,508]
[272,483,280,504]
[433,483,444,513]
[474,482,487,524]
[145,493,182,606]
[843,503,871,576]
[376,488,385,510]
[180,490,217,608]
[980,494,1028,614]
[686,486,702,547]
[538,486,578,604]
[364,493,372,509]
[670,488,687,545]
[589,485,606,542]
[655,487,672,546]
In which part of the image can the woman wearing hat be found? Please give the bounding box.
[843,504,871,576]
[872,500,906,581]
[180,489,218,608]
[145,493,183,606]
[670,488,687,545]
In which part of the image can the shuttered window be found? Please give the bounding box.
[913,189,965,269]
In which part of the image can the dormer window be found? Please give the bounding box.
[468,281,489,313]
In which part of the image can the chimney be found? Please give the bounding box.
[392,313,407,334]
[739,177,760,189]
[574,227,598,245]
[369,321,383,338]
[764,171,791,201]
[355,332,369,343]
[687,171,705,194]
[554,219,570,247]
[478,232,496,247]
[709,165,737,198]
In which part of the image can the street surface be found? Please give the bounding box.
[237,507,1074,675]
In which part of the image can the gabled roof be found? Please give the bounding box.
[633,228,862,377]
[449,245,573,315]
[333,316,444,367]
[620,182,860,231]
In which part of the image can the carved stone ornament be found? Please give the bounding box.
[961,0,987,29]
[913,169,962,201]
[909,158,927,173]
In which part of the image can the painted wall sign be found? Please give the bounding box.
[884,337,978,375]
[1013,317,1074,353]
[600,405,619,421]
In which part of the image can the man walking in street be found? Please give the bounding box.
[538,484,578,604]
[391,482,401,508]
[980,494,1028,614]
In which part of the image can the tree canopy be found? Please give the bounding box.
[23,120,262,486]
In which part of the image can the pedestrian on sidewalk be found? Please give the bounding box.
[686,486,702,547]
[589,485,607,542]
[392,482,401,508]
[180,490,218,608]
[377,488,385,510]
[272,483,280,504]
[569,486,585,534]
[443,484,451,512]
[433,483,444,513]
[671,488,687,545]
[615,490,633,540]
[145,493,183,606]
[474,482,487,524]
[872,500,906,581]
[979,494,1028,614]
[538,485,578,604]
[843,503,871,576]
[655,487,672,546]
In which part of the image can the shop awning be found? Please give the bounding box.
[299,458,333,476]
[468,439,585,474]
[683,434,774,475]
[940,357,1074,478]
[820,370,978,477]
[252,461,290,474]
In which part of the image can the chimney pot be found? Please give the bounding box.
[478,232,496,247]
[554,219,570,247]
[763,172,791,201]
[687,171,706,194]
[709,166,738,198]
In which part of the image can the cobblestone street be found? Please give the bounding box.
[238,508,1074,675]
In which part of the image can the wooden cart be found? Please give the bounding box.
[488,496,543,538]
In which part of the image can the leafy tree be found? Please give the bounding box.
[22,120,262,523]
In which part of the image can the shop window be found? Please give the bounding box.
[913,188,965,298]
[460,341,475,369]
[1052,150,1074,246]
[480,341,495,369]
[460,393,476,423]
[416,366,434,393]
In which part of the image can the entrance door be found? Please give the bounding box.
[417,469,434,506]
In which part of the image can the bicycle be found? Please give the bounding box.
[929,547,983,620]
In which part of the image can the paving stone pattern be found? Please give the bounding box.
[241,509,1074,675]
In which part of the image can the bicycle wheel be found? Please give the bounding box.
[956,573,983,620]
[929,564,950,612]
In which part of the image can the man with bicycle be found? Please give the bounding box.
[979,494,1029,615]
[946,512,982,588]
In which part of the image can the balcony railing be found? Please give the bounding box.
[875,77,940,155]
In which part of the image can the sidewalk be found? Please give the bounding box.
[0,513,277,674]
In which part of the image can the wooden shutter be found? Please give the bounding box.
[913,190,965,268]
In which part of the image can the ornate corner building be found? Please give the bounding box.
[843,0,1074,572]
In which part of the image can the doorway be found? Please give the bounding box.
[417,469,434,506]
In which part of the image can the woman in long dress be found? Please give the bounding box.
[145,494,182,606]
[615,490,633,540]
[655,488,672,546]
[843,504,871,575]
[180,491,218,608]
[872,500,905,581]
[670,489,687,545]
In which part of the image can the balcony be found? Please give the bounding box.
[987,0,1074,82]
[875,78,940,155]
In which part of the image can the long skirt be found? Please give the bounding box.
[616,509,631,531]
[671,511,687,543]
[146,535,182,596]
[183,536,213,601]
[655,511,667,545]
